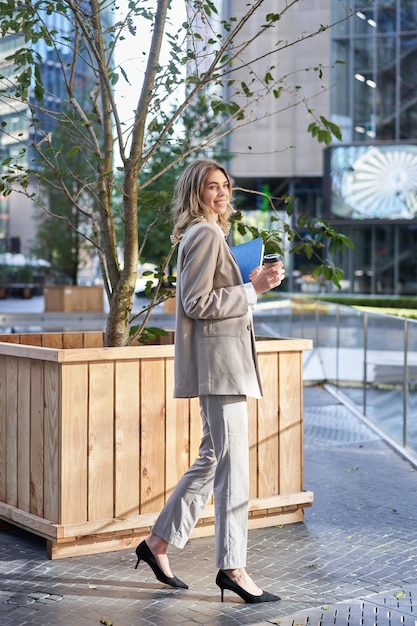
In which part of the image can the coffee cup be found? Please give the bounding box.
[263,253,283,268]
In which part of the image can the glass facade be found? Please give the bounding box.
[331,0,417,142]
[328,0,417,295]
[0,4,108,253]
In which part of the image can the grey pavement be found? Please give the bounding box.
[1,297,417,625]
[1,385,417,626]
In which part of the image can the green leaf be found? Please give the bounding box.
[320,115,343,141]
[304,243,313,259]
[266,13,281,23]
[67,146,81,158]
[322,265,332,280]
[338,233,355,250]
[120,66,130,85]
[317,129,330,144]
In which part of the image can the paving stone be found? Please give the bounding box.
[1,387,417,626]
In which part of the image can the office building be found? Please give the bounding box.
[0,7,106,256]
[226,0,417,294]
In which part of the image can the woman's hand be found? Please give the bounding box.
[249,264,285,295]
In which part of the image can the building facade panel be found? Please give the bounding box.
[226,1,332,178]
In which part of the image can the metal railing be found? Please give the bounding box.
[254,297,417,463]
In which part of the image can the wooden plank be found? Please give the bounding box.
[256,338,313,353]
[5,356,18,507]
[114,360,140,518]
[30,360,44,517]
[55,338,311,363]
[0,334,19,344]
[140,358,166,513]
[0,337,310,363]
[44,286,64,311]
[60,511,159,538]
[279,352,303,494]
[0,500,61,539]
[54,491,314,540]
[165,358,189,499]
[17,358,31,512]
[0,356,7,501]
[257,353,279,498]
[61,363,88,523]
[49,503,305,559]
[44,286,104,313]
[18,334,42,346]
[41,333,64,348]
[88,362,114,521]
[43,362,60,523]
[83,332,104,348]
[0,343,59,361]
[47,532,148,560]
[57,345,176,362]
[247,510,304,529]
[62,333,84,349]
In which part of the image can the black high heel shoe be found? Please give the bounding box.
[215,569,281,604]
[134,540,188,589]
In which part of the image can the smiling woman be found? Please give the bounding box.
[201,170,230,219]
[137,158,286,603]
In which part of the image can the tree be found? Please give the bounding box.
[30,105,97,284]
[135,98,231,268]
[0,0,354,346]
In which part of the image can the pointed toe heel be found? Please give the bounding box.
[215,570,280,604]
[134,541,188,589]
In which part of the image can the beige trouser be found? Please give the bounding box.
[151,394,249,569]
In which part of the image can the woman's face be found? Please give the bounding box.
[201,169,230,220]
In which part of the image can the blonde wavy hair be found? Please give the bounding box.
[171,158,234,243]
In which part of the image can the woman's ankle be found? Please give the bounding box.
[145,533,169,555]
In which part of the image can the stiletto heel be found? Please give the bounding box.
[134,541,188,589]
[215,570,280,604]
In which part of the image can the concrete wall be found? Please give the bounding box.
[225,0,332,179]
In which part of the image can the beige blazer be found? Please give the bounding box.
[173,221,262,399]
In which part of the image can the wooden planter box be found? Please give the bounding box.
[44,285,104,312]
[0,331,313,559]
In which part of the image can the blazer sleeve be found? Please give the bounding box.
[180,223,249,320]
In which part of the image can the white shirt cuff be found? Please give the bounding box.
[243,282,258,308]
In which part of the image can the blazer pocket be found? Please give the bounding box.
[201,317,240,337]
[197,336,250,381]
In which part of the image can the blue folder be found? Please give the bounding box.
[230,238,265,283]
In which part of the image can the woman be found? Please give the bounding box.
[135,158,285,603]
